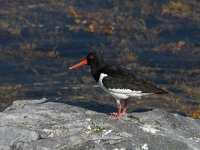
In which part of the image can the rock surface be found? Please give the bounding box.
[0,98,200,150]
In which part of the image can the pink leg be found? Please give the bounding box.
[122,99,128,115]
[117,100,122,115]
[108,99,127,120]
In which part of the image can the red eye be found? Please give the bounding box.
[89,55,94,59]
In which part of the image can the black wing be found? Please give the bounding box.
[101,65,167,94]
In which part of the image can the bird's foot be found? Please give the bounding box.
[107,112,126,120]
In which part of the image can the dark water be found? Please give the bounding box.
[0,0,200,117]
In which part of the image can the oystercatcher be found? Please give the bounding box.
[69,52,168,120]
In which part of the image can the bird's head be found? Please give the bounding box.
[69,52,106,70]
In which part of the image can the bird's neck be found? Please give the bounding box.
[91,64,107,82]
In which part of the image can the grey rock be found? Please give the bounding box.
[0,98,199,150]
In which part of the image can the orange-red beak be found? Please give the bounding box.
[69,59,88,70]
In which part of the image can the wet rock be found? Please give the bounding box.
[0,98,199,150]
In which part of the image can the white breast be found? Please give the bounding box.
[98,73,109,92]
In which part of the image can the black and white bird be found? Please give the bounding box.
[69,52,168,120]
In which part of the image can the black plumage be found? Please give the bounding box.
[69,52,168,120]
[100,65,167,94]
